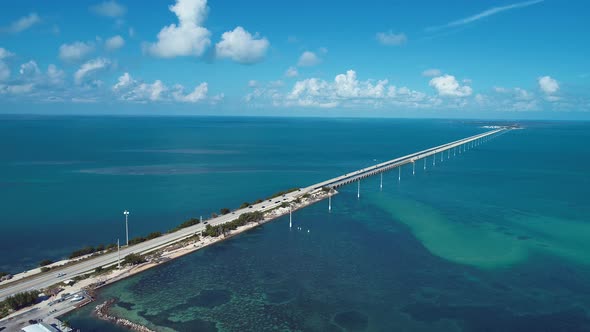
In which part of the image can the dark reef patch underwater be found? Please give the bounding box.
[2,117,587,331]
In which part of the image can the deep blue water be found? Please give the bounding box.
[0,116,483,272]
[1,116,589,331]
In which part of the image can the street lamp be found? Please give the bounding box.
[123,210,130,246]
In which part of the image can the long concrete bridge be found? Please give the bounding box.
[312,127,507,190]
[0,127,509,301]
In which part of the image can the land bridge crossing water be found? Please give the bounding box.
[311,128,508,191]
[0,127,509,301]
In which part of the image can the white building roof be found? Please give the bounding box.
[21,322,59,332]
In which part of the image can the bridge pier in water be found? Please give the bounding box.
[318,128,508,203]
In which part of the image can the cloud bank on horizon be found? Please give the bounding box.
[0,0,588,116]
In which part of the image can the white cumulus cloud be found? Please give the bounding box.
[285,67,298,78]
[173,82,208,102]
[74,58,111,84]
[113,72,216,103]
[59,41,95,62]
[538,75,559,94]
[19,60,41,77]
[1,13,40,33]
[0,83,34,95]
[113,72,166,101]
[105,35,125,50]
[91,1,126,17]
[46,64,65,85]
[0,48,13,81]
[429,74,473,97]
[0,48,14,60]
[297,51,321,67]
[376,31,407,46]
[422,69,441,77]
[145,0,211,58]
[281,70,427,108]
[0,62,9,81]
[215,26,269,64]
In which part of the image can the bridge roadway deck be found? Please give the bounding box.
[312,128,506,189]
[0,128,508,301]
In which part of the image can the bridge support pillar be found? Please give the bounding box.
[328,193,332,212]
[357,180,360,199]
[380,173,383,191]
[424,158,426,170]
[412,161,415,175]
[398,166,401,182]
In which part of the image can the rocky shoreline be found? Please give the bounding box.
[95,299,154,332]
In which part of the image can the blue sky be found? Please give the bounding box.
[0,0,589,118]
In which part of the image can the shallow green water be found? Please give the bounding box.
[52,118,590,331]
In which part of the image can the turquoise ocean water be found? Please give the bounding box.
[1,116,589,331]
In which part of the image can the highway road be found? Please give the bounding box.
[0,189,304,301]
[0,127,508,301]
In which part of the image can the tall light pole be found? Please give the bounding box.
[123,210,130,246]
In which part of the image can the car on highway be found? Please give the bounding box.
[204,221,208,225]
[56,272,66,278]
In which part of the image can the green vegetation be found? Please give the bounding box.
[69,246,97,259]
[172,217,201,232]
[211,212,218,218]
[73,273,92,281]
[106,243,117,250]
[321,186,332,192]
[3,290,39,310]
[40,267,51,273]
[39,259,53,267]
[268,187,299,199]
[280,202,290,208]
[0,271,8,277]
[254,199,263,204]
[201,211,264,238]
[123,253,146,266]
[239,202,250,209]
[220,208,230,215]
[128,231,162,245]
[0,304,8,319]
[95,266,103,273]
